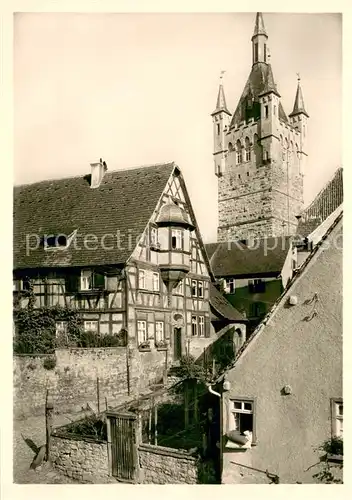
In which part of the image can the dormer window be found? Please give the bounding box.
[44,230,77,251]
[171,229,183,250]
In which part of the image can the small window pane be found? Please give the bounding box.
[244,402,252,411]
[234,402,242,410]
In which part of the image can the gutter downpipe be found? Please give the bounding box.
[208,384,223,483]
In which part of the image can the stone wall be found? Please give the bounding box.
[13,346,169,419]
[138,443,199,484]
[51,434,109,482]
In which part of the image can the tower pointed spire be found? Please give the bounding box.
[211,71,231,116]
[252,12,268,40]
[251,13,269,65]
[289,74,309,117]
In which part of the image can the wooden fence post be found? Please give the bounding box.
[184,382,189,429]
[97,376,100,413]
[154,404,158,446]
[45,391,54,462]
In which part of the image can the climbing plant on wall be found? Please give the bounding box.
[13,278,127,353]
[313,437,343,484]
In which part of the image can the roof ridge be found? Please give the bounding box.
[14,162,176,188]
[217,210,343,380]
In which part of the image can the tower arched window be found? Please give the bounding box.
[228,142,234,152]
[253,133,261,166]
[245,137,251,162]
[254,43,258,63]
[236,140,242,165]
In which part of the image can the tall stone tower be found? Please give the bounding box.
[213,12,308,242]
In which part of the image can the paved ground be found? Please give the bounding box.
[13,413,81,484]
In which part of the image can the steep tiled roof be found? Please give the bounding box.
[289,80,308,118]
[229,63,288,128]
[297,168,343,238]
[252,12,267,39]
[212,83,231,116]
[210,283,246,322]
[13,163,175,269]
[205,237,292,278]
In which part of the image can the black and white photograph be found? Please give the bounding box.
[9,7,343,487]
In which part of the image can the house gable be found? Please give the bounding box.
[219,214,343,484]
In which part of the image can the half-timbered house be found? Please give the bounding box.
[13,161,245,391]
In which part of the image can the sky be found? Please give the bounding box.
[14,12,342,243]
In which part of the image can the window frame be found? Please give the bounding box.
[175,279,184,295]
[225,278,235,294]
[191,315,198,336]
[137,320,148,344]
[138,269,146,290]
[331,398,343,438]
[155,321,165,342]
[171,228,183,250]
[198,281,204,298]
[228,397,257,445]
[191,279,197,297]
[254,42,258,62]
[84,320,98,333]
[150,226,159,248]
[81,269,93,291]
[55,321,68,339]
[152,272,160,292]
[198,316,205,337]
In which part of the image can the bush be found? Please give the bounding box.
[76,330,127,348]
[43,356,56,370]
[13,301,127,353]
[63,414,107,441]
[13,305,83,354]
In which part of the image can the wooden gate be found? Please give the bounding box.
[107,412,137,482]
